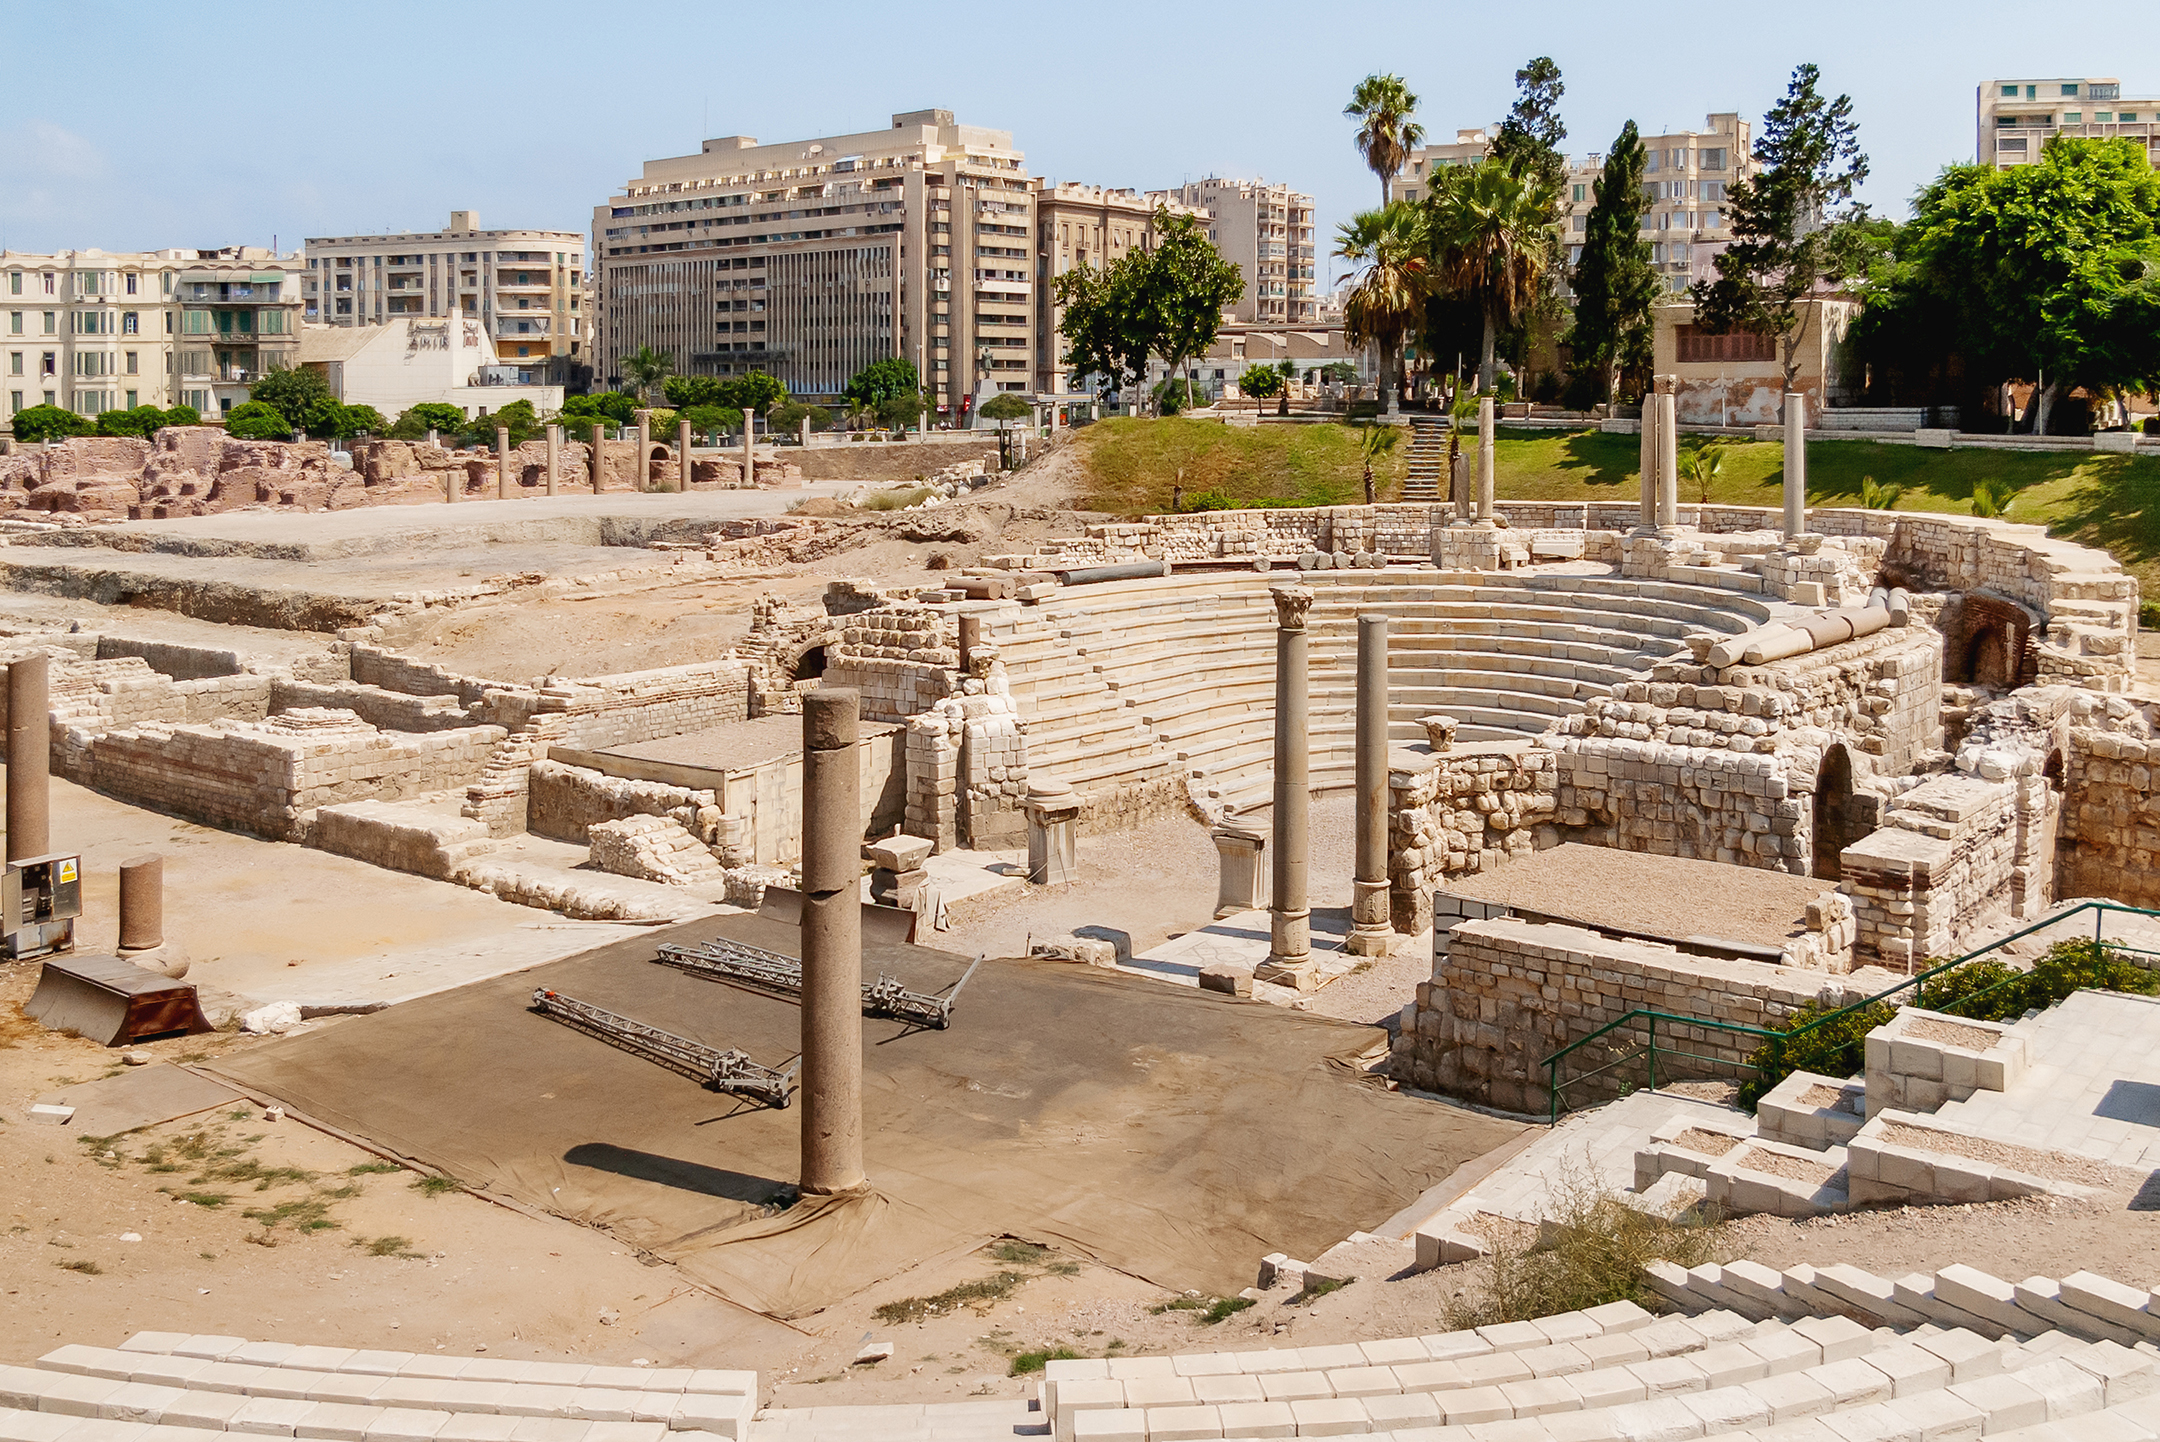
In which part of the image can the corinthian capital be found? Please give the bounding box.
[1271,584,1314,632]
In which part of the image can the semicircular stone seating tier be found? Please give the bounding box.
[990,570,1770,817]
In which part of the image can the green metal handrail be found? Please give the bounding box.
[1539,898,2160,1125]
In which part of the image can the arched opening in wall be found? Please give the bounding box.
[1964,623,2015,689]
[792,646,827,682]
[1813,743,1858,881]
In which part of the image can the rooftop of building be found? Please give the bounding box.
[615,109,1026,197]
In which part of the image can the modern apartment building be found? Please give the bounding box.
[3,247,302,425]
[593,109,1036,417]
[1390,113,1756,293]
[1147,177,1317,323]
[1977,77,2160,168]
[1033,183,1207,393]
[302,212,586,374]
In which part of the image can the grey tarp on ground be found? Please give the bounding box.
[206,914,1522,1318]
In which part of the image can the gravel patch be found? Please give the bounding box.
[1671,1128,1745,1157]
[1735,1146,1837,1185]
[1903,1017,2005,1050]
[1877,1120,2140,1189]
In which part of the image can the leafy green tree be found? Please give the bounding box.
[298,399,385,439]
[1337,202,1431,415]
[729,370,786,412]
[163,405,201,428]
[1692,63,1870,395]
[1314,361,1359,384]
[1429,160,1562,393]
[768,400,830,434]
[1489,57,1569,195]
[555,391,637,432]
[1345,74,1425,207]
[620,346,673,404]
[248,366,334,430]
[1867,138,2160,433]
[12,404,95,442]
[1678,441,1726,503]
[844,358,922,408]
[1054,208,1243,415]
[225,400,294,440]
[1152,377,1205,415]
[1356,422,1401,505]
[1238,364,1285,401]
[979,392,1032,423]
[95,405,171,438]
[1567,121,1660,407]
[874,388,932,431]
[663,375,727,409]
[683,404,746,437]
[390,402,467,439]
[344,404,387,437]
[461,399,542,445]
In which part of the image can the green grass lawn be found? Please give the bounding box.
[1070,419,2160,591]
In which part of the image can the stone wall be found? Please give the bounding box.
[69,709,506,841]
[528,759,720,846]
[2050,717,2160,909]
[1386,744,1558,933]
[271,678,477,733]
[1389,914,1873,1112]
[823,607,956,721]
[1839,775,2040,968]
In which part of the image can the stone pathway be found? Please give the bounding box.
[1936,989,2160,1171]
[1442,1089,1749,1223]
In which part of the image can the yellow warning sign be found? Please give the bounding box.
[57,860,76,883]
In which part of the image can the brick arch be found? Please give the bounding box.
[1940,592,2040,689]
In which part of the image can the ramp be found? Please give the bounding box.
[23,954,215,1047]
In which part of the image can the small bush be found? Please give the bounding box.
[873,1270,1027,1325]
[410,1175,461,1198]
[57,1258,103,1275]
[1202,1296,1254,1324]
[1444,1171,1730,1328]
[860,486,929,511]
[346,1160,400,1177]
[355,1235,422,1259]
[1009,1347,1080,1376]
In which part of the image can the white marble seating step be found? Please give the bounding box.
[744,1398,1043,1441]
[1052,1319,2154,1442]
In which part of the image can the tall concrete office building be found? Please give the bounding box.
[1033,183,1208,394]
[1147,178,1316,323]
[303,213,587,374]
[3,247,302,424]
[1977,77,2160,168]
[593,109,1036,417]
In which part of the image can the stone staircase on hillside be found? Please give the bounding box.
[1401,420,1448,504]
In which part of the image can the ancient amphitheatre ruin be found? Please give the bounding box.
[9,407,2160,1442]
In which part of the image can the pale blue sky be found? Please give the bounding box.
[2,0,2153,284]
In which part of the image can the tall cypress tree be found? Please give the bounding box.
[1566,121,1659,407]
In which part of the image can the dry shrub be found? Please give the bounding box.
[1444,1166,1731,1328]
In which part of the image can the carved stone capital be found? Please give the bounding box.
[1271,584,1314,632]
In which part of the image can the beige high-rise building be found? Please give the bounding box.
[1391,113,1755,293]
[3,247,302,426]
[1146,178,1317,323]
[1977,77,2160,168]
[594,109,1035,418]
[303,213,586,375]
[1033,183,1207,394]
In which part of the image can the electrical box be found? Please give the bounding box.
[3,852,80,960]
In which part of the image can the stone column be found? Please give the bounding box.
[742,409,757,485]
[590,422,605,491]
[918,408,928,437]
[634,409,651,490]
[677,418,693,492]
[1783,390,1807,539]
[1211,823,1266,918]
[6,654,49,862]
[1656,387,1679,529]
[1023,782,1079,885]
[1476,397,1496,522]
[800,687,865,1196]
[495,426,511,499]
[544,424,560,497]
[1254,585,1315,992]
[1347,614,1394,957]
[425,428,437,446]
[1638,387,1658,525]
[118,855,162,951]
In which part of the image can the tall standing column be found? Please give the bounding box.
[1656,386,1679,529]
[7,653,49,862]
[495,426,511,499]
[634,409,651,491]
[1476,396,1496,522]
[1638,389,1658,525]
[677,418,693,492]
[1346,614,1393,957]
[799,687,865,1196]
[544,424,560,497]
[589,422,605,492]
[1782,390,1807,539]
[742,408,757,485]
[1254,586,1315,992]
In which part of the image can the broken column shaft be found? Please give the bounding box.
[800,687,865,1196]
[1347,614,1393,957]
[678,419,693,492]
[1255,586,1315,991]
[1656,382,1679,529]
[1476,397,1496,522]
[496,427,511,499]
[119,854,163,951]
[1784,390,1807,539]
[590,422,606,491]
[545,424,560,497]
[7,653,49,862]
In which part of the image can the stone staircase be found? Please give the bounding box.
[1401,421,1448,504]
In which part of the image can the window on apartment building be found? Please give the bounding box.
[7,392,18,414]
[2098,112,2114,123]
[7,313,17,335]
[2002,84,2018,97]
[122,312,138,334]
[2063,84,2080,96]
[7,353,17,375]
[125,352,137,375]
[1701,149,1726,171]
[1572,215,1586,233]
[2124,112,2140,122]
[124,390,137,408]
[42,274,54,295]
[42,313,55,334]
[125,273,137,295]
[2066,112,2082,124]
[5,274,16,295]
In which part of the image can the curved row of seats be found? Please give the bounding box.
[998,569,1767,818]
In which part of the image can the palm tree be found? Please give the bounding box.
[1344,75,1425,208]
[621,346,672,406]
[1428,160,1562,394]
[1335,202,1430,417]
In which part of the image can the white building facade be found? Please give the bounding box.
[1977,77,2160,169]
[1146,177,1317,323]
